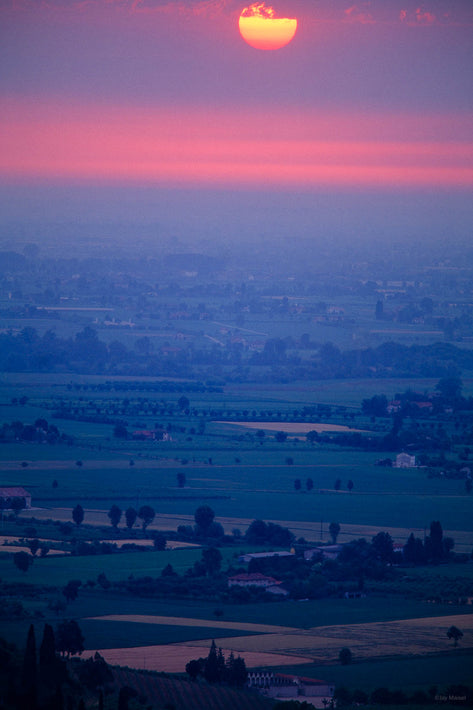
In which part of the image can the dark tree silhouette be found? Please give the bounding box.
[178,395,190,410]
[152,532,166,550]
[21,624,37,707]
[72,504,84,526]
[28,538,40,556]
[202,547,222,576]
[62,579,81,603]
[371,531,394,563]
[294,478,301,491]
[339,647,353,665]
[56,620,84,658]
[107,504,122,528]
[39,623,57,689]
[329,522,341,544]
[138,504,155,530]
[306,477,314,491]
[125,507,137,529]
[186,658,204,680]
[14,550,31,573]
[447,625,463,647]
[11,497,26,516]
[204,640,220,683]
[194,505,215,535]
[113,424,128,438]
[226,653,247,686]
[427,520,444,563]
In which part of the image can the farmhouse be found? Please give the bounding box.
[395,452,416,468]
[0,487,32,509]
[247,672,334,703]
[228,572,289,596]
[132,430,172,442]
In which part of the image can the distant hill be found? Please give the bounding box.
[113,666,274,710]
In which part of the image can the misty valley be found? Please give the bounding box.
[0,233,472,710]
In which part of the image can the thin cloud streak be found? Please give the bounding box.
[1,99,472,189]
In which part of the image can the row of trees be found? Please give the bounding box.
[0,418,71,445]
[73,503,156,530]
[335,682,472,707]
[3,325,473,381]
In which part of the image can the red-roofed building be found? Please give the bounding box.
[228,572,279,588]
[228,572,289,596]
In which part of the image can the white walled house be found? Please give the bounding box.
[395,453,416,468]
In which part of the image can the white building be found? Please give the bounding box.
[395,453,416,468]
[247,672,334,704]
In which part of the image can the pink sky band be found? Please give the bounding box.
[2,100,472,189]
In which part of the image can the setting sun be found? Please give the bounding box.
[239,3,297,51]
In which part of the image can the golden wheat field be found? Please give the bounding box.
[91,613,473,671]
[87,614,296,634]
[93,644,313,674]
[215,421,367,433]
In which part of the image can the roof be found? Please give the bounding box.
[228,573,280,584]
[0,487,31,497]
[275,674,331,686]
[240,551,293,559]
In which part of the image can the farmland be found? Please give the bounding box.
[1,371,473,706]
[1,242,473,708]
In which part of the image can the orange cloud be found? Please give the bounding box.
[416,7,436,24]
[344,4,374,24]
[1,99,472,190]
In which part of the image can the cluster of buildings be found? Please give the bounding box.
[247,671,334,706]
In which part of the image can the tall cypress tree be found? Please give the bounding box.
[21,624,37,709]
[216,647,225,682]
[39,623,56,688]
[204,640,219,683]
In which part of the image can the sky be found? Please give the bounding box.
[1,0,472,249]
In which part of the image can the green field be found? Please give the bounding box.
[2,373,473,698]
[274,651,473,693]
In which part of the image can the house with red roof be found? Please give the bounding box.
[228,572,289,596]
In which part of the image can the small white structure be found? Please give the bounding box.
[395,453,416,468]
[0,487,31,509]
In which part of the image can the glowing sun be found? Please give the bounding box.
[239,3,298,51]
